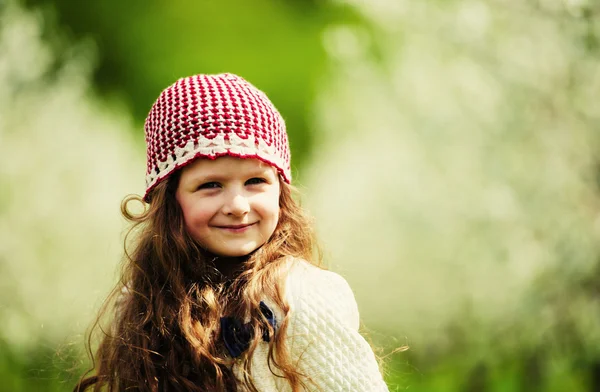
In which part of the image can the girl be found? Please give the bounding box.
[75,73,388,391]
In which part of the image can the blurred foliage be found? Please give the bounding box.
[0,337,84,392]
[2,0,600,391]
[307,0,600,391]
[0,2,143,391]
[21,0,362,174]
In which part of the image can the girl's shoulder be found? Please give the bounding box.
[263,259,389,391]
[279,257,360,331]
[248,259,389,391]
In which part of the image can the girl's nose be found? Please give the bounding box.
[223,193,250,216]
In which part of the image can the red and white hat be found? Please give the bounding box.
[143,73,291,201]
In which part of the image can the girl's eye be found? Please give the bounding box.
[245,177,266,186]
[197,182,221,190]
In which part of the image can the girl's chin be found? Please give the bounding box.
[208,245,260,259]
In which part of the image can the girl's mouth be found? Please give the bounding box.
[217,223,256,233]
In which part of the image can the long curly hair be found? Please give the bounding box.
[74,171,321,392]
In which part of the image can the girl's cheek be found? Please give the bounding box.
[253,194,279,212]
[261,184,281,201]
[192,204,215,222]
[182,198,214,224]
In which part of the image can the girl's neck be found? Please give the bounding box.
[212,255,247,280]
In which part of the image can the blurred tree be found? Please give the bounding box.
[306,0,600,391]
[6,0,600,390]
[21,0,359,173]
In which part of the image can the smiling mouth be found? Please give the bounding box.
[216,223,256,231]
[218,223,255,229]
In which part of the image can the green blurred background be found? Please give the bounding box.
[1,0,600,390]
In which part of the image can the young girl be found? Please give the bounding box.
[75,73,388,391]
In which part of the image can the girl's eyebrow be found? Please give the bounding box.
[185,173,226,185]
[185,167,275,184]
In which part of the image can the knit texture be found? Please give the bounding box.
[236,259,389,392]
[143,73,291,201]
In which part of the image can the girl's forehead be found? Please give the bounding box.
[182,156,277,177]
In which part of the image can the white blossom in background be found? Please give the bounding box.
[308,0,600,355]
[0,3,144,347]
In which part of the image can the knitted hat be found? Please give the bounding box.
[143,73,291,201]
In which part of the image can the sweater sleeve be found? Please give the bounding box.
[284,260,389,392]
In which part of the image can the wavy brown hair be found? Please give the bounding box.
[74,172,321,392]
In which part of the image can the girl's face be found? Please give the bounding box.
[175,156,281,258]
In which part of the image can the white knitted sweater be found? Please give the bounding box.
[235,259,389,391]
